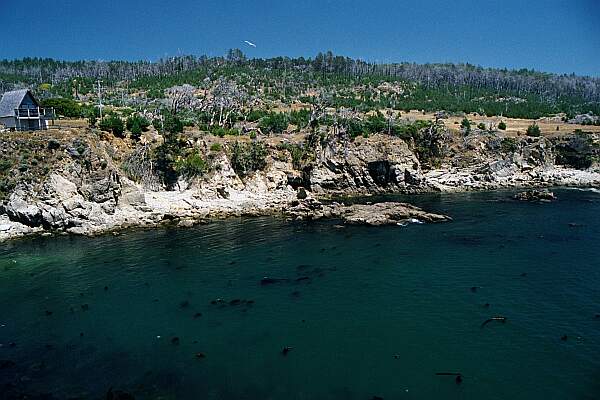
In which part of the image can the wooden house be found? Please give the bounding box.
[0,89,54,131]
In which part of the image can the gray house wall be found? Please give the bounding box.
[0,116,16,128]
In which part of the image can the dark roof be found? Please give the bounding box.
[0,89,40,118]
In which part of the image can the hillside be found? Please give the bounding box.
[2,51,600,121]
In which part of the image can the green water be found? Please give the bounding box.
[1,189,600,399]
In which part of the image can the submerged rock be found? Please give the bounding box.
[260,277,289,285]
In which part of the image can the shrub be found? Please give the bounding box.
[391,120,431,141]
[289,109,311,128]
[0,159,12,173]
[152,133,183,189]
[341,118,365,139]
[99,114,125,137]
[163,115,184,134]
[246,109,267,122]
[526,124,541,137]
[86,108,99,127]
[152,118,163,132]
[279,143,313,169]
[129,121,143,140]
[477,122,486,130]
[230,141,268,176]
[460,117,471,133]
[363,112,387,134]
[175,152,208,178]
[47,139,61,150]
[210,143,222,152]
[498,121,507,130]
[211,126,239,137]
[258,112,289,134]
[41,97,82,118]
[500,137,518,153]
[126,114,150,132]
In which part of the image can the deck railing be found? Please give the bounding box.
[14,107,55,119]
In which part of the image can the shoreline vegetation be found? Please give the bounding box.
[1,52,600,241]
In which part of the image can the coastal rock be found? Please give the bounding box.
[286,200,451,226]
[1,126,600,242]
[308,133,420,193]
[79,170,121,213]
[337,202,451,225]
[3,191,43,227]
[118,179,146,208]
[514,189,556,202]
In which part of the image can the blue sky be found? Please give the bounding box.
[2,0,599,76]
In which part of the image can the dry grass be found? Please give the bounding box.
[399,110,600,137]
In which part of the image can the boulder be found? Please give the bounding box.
[4,191,43,227]
[119,179,146,207]
[513,190,556,202]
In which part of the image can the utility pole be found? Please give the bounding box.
[97,79,103,119]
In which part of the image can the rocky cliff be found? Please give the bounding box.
[1,127,599,241]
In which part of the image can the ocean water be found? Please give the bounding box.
[1,189,599,400]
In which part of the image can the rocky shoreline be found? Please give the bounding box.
[1,168,596,242]
[1,130,599,242]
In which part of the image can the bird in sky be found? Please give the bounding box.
[244,40,257,48]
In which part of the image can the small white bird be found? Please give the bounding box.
[244,40,257,48]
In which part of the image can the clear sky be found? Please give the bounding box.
[2,0,599,76]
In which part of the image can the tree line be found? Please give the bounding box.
[2,52,599,103]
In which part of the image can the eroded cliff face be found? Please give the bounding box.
[0,128,599,240]
[306,134,421,194]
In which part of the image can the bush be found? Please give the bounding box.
[152,133,183,189]
[210,143,222,152]
[498,121,507,130]
[246,109,267,122]
[211,126,239,137]
[163,115,184,134]
[0,159,12,173]
[460,117,471,133]
[86,109,98,127]
[391,120,431,141]
[500,137,518,153]
[259,112,289,134]
[289,109,311,128]
[129,121,143,140]
[526,124,541,137]
[477,122,486,130]
[126,114,150,132]
[341,118,365,139]
[175,152,208,178]
[365,112,387,134]
[99,114,125,137]
[41,97,82,118]
[279,143,313,169]
[152,118,163,132]
[230,141,268,176]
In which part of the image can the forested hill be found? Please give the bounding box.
[1,51,599,118]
